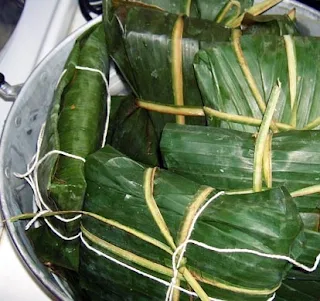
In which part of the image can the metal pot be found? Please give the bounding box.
[0,1,319,300]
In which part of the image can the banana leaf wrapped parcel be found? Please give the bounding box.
[161,124,320,230]
[28,22,109,271]
[102,4,299,162]
[105,5,232,128]
[10,1,319,300]
[194,34,320,132]
[104,0,289,26]
[78,145,305,301]
[160,124,320,300]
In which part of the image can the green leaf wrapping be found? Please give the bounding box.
[160,124,320,299]
[105,5,232,131]
[104,0,254,23]
[106,94,161,166]
[160,124,320,230]
[29,23,109,271]
[194,34,320,132]
[49,23,109,213]
[276,232,320,301]
[103,5,300,146]
[78,145,304,301]
[242,13,300,36]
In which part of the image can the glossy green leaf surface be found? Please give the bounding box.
[276,232,320,300]
[49,23,109,213]
[194,35,320,132]
[105,5,232,131]
[161,124,320,229]
[78,145,303,300]
[104,0,254,22]
[242,13,300,36]
[30,23,109,271]
[106,94,161,166]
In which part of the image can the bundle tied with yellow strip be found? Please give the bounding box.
[161,125,320,231]
[102,2,299,166]
[194,31,320,133]
[160,84,320,299]
[78,144,305,301]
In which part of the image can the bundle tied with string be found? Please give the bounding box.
[75,144,308,301]
[103,2,297,136]
[102,3,300,169]
[159,78,320,299]
[17,21,111,272]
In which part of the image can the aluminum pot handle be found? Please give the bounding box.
[0,72,22,102]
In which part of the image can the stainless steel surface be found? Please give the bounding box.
[0,0,25,51]
[0,1,319,300]
[0,73,22,102]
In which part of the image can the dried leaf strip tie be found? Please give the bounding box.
[143,168,280,300]
[283,35,297,127]
[171,15,185,125]
[215,1,241,25]
[227,0,283,27]
[253,80,281,191]
[15,182,320,301]
[12,150,320,300]
[136,99,295,130]
[232,29,279,133]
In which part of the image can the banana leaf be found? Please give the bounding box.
[194,34,320,133]
[105,5,232,132]
[28,23,109,271]
[161,124,320,299]
[104,0,254,23]
[242,12,300,35]
[276,231,320,301]
[106,94,161,166]
[160,123,320,230]
[48,23,108,215]
[78,145,304,301]
[104,5,299,135]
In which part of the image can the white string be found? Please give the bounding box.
[33,150,84,223]
[24,175,41,209]
[14,123,84,224]
[13,73,319,300]
[183,239,320,273]
[23,206,277,301]
[74,66,111,148]
[15,64,111,232]
[166,188,320,300]
[44,218,81,241]
[55,68,68,89]
[22,190,320,301]
[25,210,50,230]
[55,66,110,147]
[79,233,227,301]
[166,191,225,301]
[14,123,46,178]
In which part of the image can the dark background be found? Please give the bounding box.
[298,0,320,10]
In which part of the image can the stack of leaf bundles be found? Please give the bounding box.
[103,2,298,166]
[161,124,320,300]
[79,145,304,301]
[25,0,320,299]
